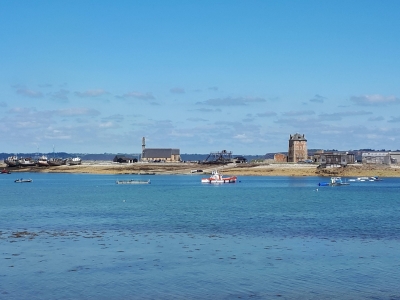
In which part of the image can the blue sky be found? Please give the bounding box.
[1,1,400,155]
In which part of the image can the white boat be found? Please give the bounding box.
[37,155,49,167]
[68,157,82,165]
[116,179,151,184]
[201,170,237,183]
[15,178,33,183]
[4,156,19,167]
[319,177,350,186]
[18,157,36,167]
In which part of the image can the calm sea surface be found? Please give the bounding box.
[1,173,400,299]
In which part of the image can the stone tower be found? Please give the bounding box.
[287,133,307,163]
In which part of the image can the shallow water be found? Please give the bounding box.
[1,173,400,299]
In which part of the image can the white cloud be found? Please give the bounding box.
[118,91,155,100]
[16,88,43,98]
[170,87,185,94]
[196,97,266,106]
[309,94,326,103]
[351,94,400,106]
[282,110,315,116]
[74,89,108,97]
[55,108,101,117]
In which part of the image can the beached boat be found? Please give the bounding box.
[1,169,11,174]
[201,170,237,183]
[67,157,82,165]
[116,179,151,184]
[48,158,67,166]
[18,157,36,167]
[14,178,33,183]
[37,155,49,167]
[319,177,350,186]
[4,156,19,167]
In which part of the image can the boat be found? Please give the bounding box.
[318,177,350,186]
[116,179,151,184]
[18,157,36,167]
[1,169,11,174]
[67,157,82,165]
[4,156,19,167]
[201,170,237,183]
[37,155,49,167]
[48,158,67,166]
[14,178,33,183]
[350,176,383,182]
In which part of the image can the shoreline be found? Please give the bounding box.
[2,162,400,177]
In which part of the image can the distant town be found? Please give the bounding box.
[2,134,400,168]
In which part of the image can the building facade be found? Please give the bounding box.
[362,152,391,165]
[141,137,180,162]
[287,133,308,163]
[274,153,287,163]
[314,151,355,167]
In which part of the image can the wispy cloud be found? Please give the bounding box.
[351,94,400,106]
[0,101,7,107]
[368,116,385,122]
[309,94,326,103]
[117,91,155,100]
[55,108,101,117]
[50,89,70,102]
[256,111,277,117]
[319,110,372,121]
[388,116,400,123]
[282,110,315,116]
[38,83,53,88]
[208,86,218,91]
[187,117,207,122]
[196,97,266,106]
[191,108,218,113]
[16,88,43,98]
[75,89,108,97]
[101,114,124,123]
[170,87,185,94]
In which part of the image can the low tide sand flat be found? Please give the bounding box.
[2,161,400,177]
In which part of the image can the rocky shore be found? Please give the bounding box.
[2,161,400,177]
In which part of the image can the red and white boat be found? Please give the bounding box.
[201,170,237,184]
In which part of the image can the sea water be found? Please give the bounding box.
[1,173,400,299]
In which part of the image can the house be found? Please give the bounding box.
[233,156,247,163]
[141,148,180,162]
[113,155,137,163]
[362,152,391,165]
[314,151,355,167]
[274,153,287,163]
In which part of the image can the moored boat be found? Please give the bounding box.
[201,170,237,183]
[319,177,350,186]
[1,168,11,174]
[14,178,33,183]
[116,179,151,184]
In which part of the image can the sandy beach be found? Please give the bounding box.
[2,161,400,177]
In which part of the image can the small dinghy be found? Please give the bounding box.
[15,178,33,183]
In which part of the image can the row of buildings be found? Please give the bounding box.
[113,134,400,166]
[275,133,400,166]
